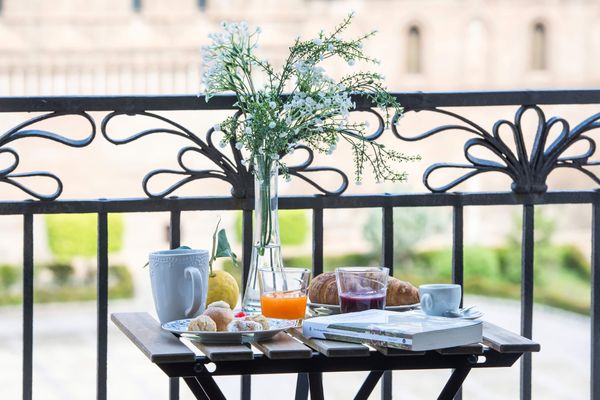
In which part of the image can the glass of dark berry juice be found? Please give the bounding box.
[335,267,389,313]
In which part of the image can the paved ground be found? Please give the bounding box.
[0,293,590,399]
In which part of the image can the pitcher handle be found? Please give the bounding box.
[184,267,203,318]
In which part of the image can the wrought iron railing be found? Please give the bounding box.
[2,90,600,400]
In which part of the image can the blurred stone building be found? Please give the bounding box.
[0,0,599,263]
[0,0,598,95]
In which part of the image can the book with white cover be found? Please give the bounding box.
[302,309,482,351]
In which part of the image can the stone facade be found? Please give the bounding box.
[0,0,598,96]
[0,0,598,263]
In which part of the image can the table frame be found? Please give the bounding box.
[112,312,538,400]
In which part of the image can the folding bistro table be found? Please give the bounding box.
[112,312,539,400]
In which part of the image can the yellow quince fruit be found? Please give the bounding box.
[206,270,239,310]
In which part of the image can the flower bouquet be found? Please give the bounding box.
[201,13,417,311]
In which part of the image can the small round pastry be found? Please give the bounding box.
[227,319,263,332]
[188,315,217,332]
[203,301,234,331]
[206,300,231,309]
[244,314,269,330]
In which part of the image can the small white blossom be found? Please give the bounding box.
[245,127,252,135]
[213,124,221,131]
[268,121,276,129]
[312,38,323,45]
[269,101,277,109]
[327,43,335,51]
[279,132,287,138]
[355,179,362,186]
[347,59,355,66]
[235,142,244,150]
[285,175,292,182]
[219,140,227,148]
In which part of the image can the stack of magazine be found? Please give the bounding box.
[302,309,482,351]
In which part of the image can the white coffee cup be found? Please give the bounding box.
[149,248,209,324]
[419,284,462,317]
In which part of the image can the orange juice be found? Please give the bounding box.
[260,290,307,319]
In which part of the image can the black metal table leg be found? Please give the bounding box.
[241,375,251,400]
[355,370,384,400]
[381,370,392,400]
[308,372,325,400]
[295,373,309,400]
[169,378,180,400]
[437,367,471,400]
[183,377,209,400]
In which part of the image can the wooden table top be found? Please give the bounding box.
[111,312,540,365]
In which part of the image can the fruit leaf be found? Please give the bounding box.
[215,229,238,266]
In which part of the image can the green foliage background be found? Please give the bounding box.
[45,214,124,259]
[235,210,309,246]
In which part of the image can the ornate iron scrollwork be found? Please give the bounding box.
[100,107,389,198]
[393,105,600,194]
[0,111,95,200]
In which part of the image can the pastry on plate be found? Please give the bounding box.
[188,315,217,332]
[244,314,269,330]
[386,277,419,306]
[227,319,263,332]
[203,301,234,331]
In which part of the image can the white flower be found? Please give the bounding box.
[219,140,227,148]
[235,142,244,150]
[347,59,355,66]
[245,127,252,135]
[356,42,363,49]
[364,121,370,128]
[279,131,287,138]
[213,124,221,132]
[312,38,323,45]
[268,121,276,129]
[327,43,335,51]
[355,179,362,186]
[256,27,262,34]
[269,101,277,109]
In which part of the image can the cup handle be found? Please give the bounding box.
[184,267,203,318]
[421,293,433,312]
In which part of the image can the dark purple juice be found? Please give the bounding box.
[339,291,386,313]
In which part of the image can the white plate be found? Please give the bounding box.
[162,318,296,344]
[411,308,484,320]
[308,302,420,316]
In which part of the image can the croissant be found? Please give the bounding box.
[308,273,419,306]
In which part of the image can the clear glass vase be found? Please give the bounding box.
[241,155,285,312]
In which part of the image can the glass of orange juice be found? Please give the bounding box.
[258,267,310,321]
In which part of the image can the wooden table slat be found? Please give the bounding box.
[111,312,196,363]
[374,346,426,356]
[482,322,541,353]
[252,332,313,359]
[289,328,370,357]
[191,342,254,362]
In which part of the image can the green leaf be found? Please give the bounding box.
[215,229,238,266]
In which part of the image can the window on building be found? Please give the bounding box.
[132,0,142,13]
[531,22,547,70]
[406,26,422,74]
[198,0,207,11]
